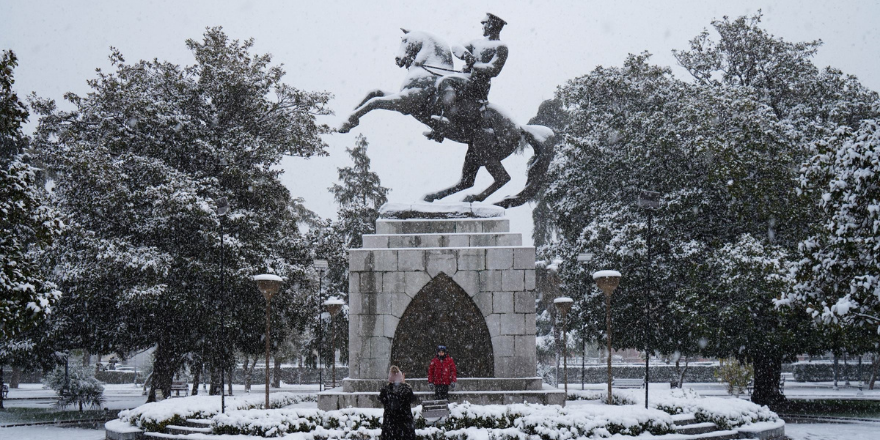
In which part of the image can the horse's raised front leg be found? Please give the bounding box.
[339,92,411,133]
[355,89,386,110]
[463,159,510,203]
[424,148,480,202]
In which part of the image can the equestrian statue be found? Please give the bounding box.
[338,13,554,209]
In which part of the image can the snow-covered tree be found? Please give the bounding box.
[537,13,878,405]
[785,120,880,334]
[0,50,64,341]
[330,134,389,250]
[31,28,331,400]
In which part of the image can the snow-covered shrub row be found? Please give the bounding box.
[213,407,382,437]
[566,391,635,405]
[210,402,675,439]
[568,389,779,431]
[791,361,870,382]
[646,389,778,430]
[119,393,315,432]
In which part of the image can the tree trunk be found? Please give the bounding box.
[209,364,222,395]
[10,365,21,388]
[83,349,90,366]
[191,363,201,396]
[243,355,252,393]
[228,369,233,395]
[272,356,281,388]
[676,356,690,389]
[1,365,5,409]
[150,342,178,401]
[751,352,785,406]
[869,354,879,390]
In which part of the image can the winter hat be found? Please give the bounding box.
[437,345,448,354]
[388,365,404,384]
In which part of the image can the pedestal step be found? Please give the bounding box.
[376,218,509,235]
[363,232,522,249]
[343,377,544,392]
[318,385,566,410]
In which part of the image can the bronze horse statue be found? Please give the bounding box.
[338,29,553,208]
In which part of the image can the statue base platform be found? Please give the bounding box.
[378,202,505,219]
[318,378,565,410]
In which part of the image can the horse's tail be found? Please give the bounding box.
[495,125,555,209]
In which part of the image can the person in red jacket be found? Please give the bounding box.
[427,345,457,400]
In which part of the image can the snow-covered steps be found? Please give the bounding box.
[164,424,212,435]
[184,418,213,428]
[672,413,697,425]
[673,421,718,435]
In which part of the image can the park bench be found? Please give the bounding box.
[422,399,450,422]
[170,381,189,397]
[612,378,644,388]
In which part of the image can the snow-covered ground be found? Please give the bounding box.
[1,425,106,440]
[786,421,880,440]
[4,381,880,438]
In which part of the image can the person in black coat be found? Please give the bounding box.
[379,365,417,440]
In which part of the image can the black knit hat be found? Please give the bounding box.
[437,345,447,353]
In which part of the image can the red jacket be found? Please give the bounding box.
[428,356,457,385]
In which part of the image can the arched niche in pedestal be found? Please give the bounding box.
[389,273,494,378]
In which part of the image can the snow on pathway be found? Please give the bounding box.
[2,425,105,440]
[786,422,880,440]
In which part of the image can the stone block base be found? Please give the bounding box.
[318,384,565,410]
[343,377,544,392]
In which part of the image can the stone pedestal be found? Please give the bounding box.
[318,215,564,410]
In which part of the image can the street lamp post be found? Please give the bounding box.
[554,297,574,396]
[324,297,345,389]
[216,197,229,413]
[638,189,660,409]
[593,270,621,405]
[254,274,283,409]
[577,252,593,391]
[313,259,329,391]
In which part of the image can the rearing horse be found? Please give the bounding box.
[338,29,554,208]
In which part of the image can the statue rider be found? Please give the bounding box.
[426,13,509,143]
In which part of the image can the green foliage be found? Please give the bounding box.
[42,362,105,412]
[714,358,754,396]
[0,49,64,343]
[535,12,879,404]
[31,27,331,392]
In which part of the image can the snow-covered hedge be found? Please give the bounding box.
[211,402,675,439]
[119,393,315,432]
[791,361,870,382]
[567,389,779,431]
[646,389,778,430]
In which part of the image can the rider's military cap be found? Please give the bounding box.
[482,13,507,27]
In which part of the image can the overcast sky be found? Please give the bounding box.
[4,0,879,246]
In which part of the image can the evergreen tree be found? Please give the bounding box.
[305,135,390,371]
[784,119,880,338]
[31,28,331,400]
[536,14,878,405]
[330,134,390,250]
[0,50,64,341]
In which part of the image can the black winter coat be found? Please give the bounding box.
[379,382,417,440]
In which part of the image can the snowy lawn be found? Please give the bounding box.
[114,388,779,438]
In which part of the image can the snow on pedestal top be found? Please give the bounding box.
[379,202,505,219]
[592,270,622,280]
[253,274,283,282]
